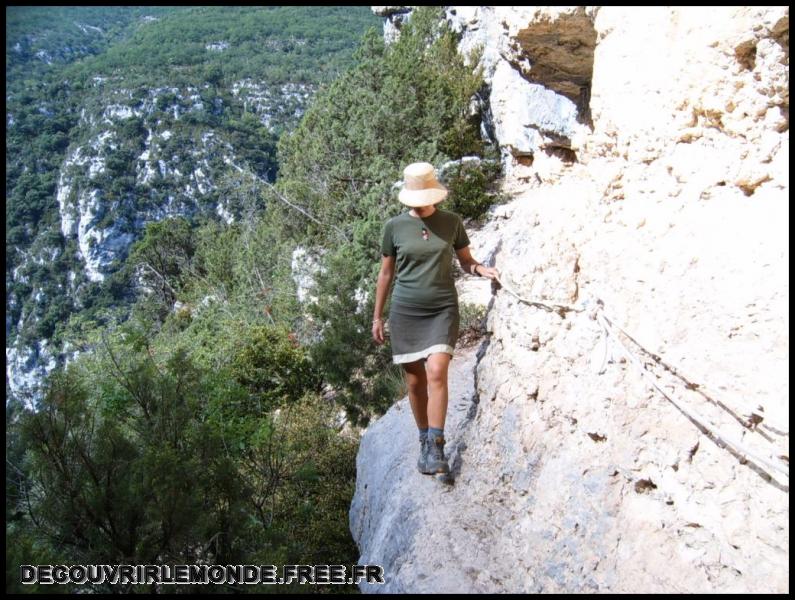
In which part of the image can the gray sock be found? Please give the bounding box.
[427,427,444,441]
[419,427,428,442]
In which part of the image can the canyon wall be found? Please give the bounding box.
[354,6,789,593]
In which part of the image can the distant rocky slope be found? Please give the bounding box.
[7,79,314,401]
[6,7,379,405]
[354,6,789,593]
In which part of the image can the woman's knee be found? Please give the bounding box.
[425,356,449,383]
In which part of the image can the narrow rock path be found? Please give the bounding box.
[350,343,507,593]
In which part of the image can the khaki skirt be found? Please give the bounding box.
[388,300,460,364]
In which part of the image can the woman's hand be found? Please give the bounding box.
[477,265,500,281]
[372,319,386,345]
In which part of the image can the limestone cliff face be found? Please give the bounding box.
[7,80,315,406]
[353,6,789,593]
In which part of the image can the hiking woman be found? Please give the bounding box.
[371,162,499,480]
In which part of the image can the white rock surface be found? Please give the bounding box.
[6,343,57,409]
[291,246,327,305]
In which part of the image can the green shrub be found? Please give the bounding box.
[441,152,505,220]
[458,301,487,346]
[229,324,322,411]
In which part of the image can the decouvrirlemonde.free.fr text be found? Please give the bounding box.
[21,564,385,585]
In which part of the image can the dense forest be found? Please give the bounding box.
[6,6,502,593]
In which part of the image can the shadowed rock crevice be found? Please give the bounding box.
[506,9,597,128]
[770,15,789,131]
[771,15,788,60]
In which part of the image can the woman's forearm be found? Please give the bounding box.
[373,271,393,321]
[461,259,483,276]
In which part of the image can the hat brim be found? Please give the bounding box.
[398,183,449,207]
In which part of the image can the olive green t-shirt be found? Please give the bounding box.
[381,208,471,308]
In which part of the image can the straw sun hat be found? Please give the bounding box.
[397,162,449,207]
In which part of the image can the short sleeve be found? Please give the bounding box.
[453,216,470,250]
[381,219,396,257]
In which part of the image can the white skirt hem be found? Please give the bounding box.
[392,343,454,364]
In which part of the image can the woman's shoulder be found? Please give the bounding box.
[387,211,414,224]
[436,208,461,222]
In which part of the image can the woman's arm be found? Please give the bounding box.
[455,245,481,276]
[373,255,395,321]
[455,246,500,280]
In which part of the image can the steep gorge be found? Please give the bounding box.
[5,7,379,405]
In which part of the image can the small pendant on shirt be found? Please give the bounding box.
[421,227,429,241]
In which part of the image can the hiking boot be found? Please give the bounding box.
[425,431,450,475]
[417,435,433,475]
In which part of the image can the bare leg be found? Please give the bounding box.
[425,352,451,430]
[402,359,429,429]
